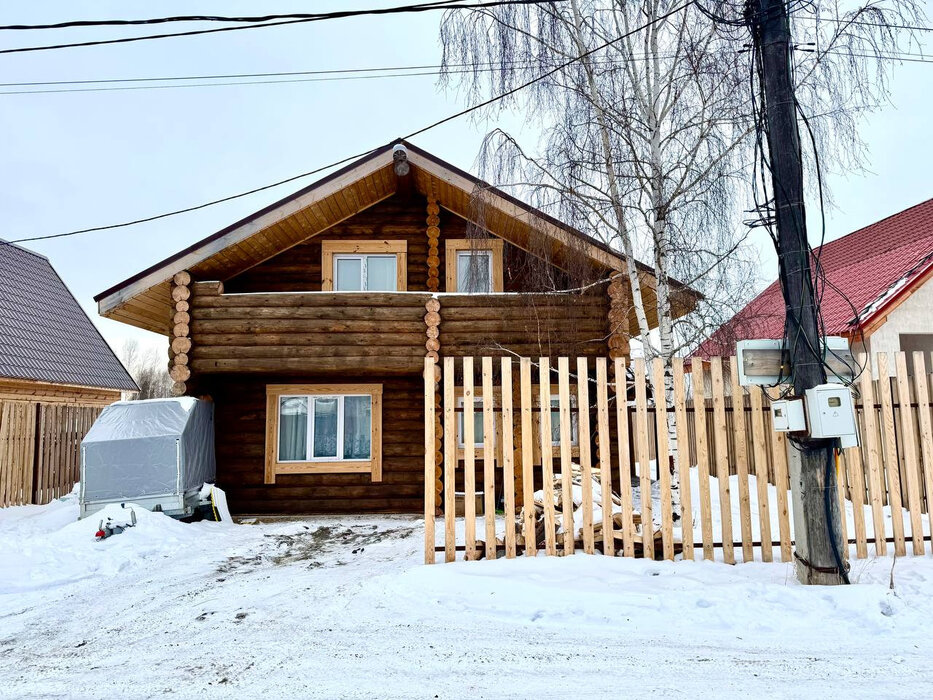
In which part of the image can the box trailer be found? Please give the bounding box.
[80,398,216,519]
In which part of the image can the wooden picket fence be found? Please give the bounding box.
[0,401,102,507]
[423,352,933,564]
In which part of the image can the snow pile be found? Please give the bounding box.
[0,489,227,596]
[2,491,933,696]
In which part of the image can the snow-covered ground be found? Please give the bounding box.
[2,490,933,699]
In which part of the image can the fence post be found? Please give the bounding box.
[443,357,456,562]
[538,358,558,556]
[672,359,694,560]
[557,357,575,556]
[424,357,436,564]
[692,362,714,560]
[652,358,674,560]
[877,353,907,556]
[500,358,516,558]
[595,358,614,557]
[519,358,536,557]
[614,358,636,557]
[894,352,925,555]
[632,359,654,559]
[911,351,933,555]
[481,357,496,560]
[577,357,595,555]
[709,358,735,565]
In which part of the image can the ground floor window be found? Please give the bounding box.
[265,384,382,483]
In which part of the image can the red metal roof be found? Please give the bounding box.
[695,198,933,357]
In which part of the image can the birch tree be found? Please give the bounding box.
[440,0,922,514]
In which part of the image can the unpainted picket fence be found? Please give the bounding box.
[0,401,101,507]
[423,352,933,564]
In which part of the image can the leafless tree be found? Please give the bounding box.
[120,339,172,400]
[439,0,923,507]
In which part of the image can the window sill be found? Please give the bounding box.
[272,460,379,478]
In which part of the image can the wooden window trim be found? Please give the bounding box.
[445,238,504,292]
[264,383,383,484]
[321,240,407,291]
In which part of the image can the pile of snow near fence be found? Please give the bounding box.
[2,485,933,697]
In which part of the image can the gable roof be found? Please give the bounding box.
[0,241,137,391]
[95,139,699,334]
[695,198,933,357]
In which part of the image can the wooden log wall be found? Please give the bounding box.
[607,276,631,362]
[436,293,611,358]
[188,291,432,376]
[205,374,425,514]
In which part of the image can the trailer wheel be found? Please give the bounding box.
[184,504,218,523]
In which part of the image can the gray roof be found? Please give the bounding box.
[0,241,137,391]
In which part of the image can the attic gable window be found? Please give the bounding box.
[445,239,504,293]
[457,251,492,293]
[334,254,397,291]
[322,240,407,291]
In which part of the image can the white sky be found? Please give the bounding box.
[2,1,930,358]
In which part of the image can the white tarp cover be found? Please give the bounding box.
[81,398,216,502]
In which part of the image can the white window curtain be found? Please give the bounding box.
[278,397,308,461]
[335,258,363,291]
[343,396,372,459]
[312,397,338,458]
[334,254,397,291]
[456,251,492,293]
[278,394,372,462]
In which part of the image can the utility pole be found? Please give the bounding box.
[749,0,847,584]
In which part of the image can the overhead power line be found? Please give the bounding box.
[0,68,491,96]
[800,15,933,32]
[796,47,933,64]
[0,1,503,30]
[0,55,686,96]
[8,0,696,244]
[0,0,557,55]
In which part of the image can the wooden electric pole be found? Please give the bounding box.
[749,0,847,584]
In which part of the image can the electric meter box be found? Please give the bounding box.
[770,399,806,432]
[804,384,857,440]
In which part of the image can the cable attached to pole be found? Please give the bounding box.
[825,445,850,584]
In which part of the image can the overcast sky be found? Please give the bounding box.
[2,1,930,360]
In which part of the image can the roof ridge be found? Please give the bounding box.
[817,197,933,254]
[0,238,50,262]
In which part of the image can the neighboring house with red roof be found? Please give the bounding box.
[695,198,933,374]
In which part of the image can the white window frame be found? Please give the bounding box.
[456,250,494,294]
[549,396,579,447]
[265,383,383,484]
[333,253,399,292]
[457,396,494,449]
[277,394,372,463]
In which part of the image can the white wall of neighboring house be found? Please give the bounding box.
[865,274,933,376]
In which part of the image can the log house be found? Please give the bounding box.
[96,141,698,515]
